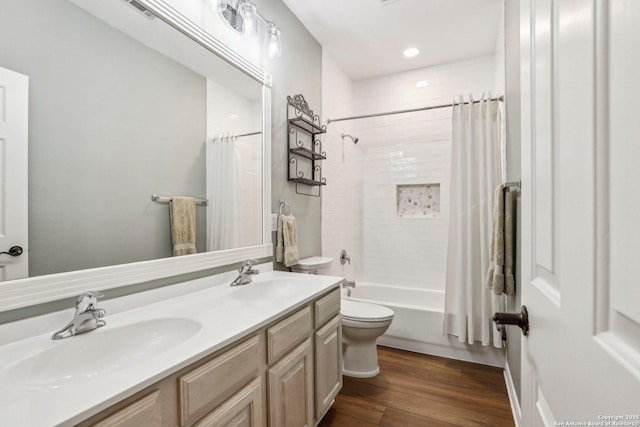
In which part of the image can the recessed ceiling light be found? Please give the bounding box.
[416,80,429,88]
[403,47,419,58]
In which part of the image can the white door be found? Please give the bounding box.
[0,66,28,280]
[519,0,640,425]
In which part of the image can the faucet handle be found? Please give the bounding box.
[239,259,259,272]
[76,291,103,312]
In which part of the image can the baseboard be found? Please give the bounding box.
[377,335,505,368]
[504,360,522,427]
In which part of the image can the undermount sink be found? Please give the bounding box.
[231,277,312,302]
[1,317,201,391]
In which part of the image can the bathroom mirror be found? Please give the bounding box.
[0,0,272,311]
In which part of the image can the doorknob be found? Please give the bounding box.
[0,246,23,257]
[493,305,529,336]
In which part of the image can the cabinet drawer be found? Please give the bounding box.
[194,377,263,427]
[92,390,161,427]
[179,335,260,425]
[267,306,311,364]
[314,288,341,328]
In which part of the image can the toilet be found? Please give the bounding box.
[341,299,394,378]
[290,256,394,378]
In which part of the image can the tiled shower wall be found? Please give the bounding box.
[322,54,496,292]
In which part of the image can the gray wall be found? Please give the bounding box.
[262,0,323,267]
[0,0,207,276]
[505,0,522,402]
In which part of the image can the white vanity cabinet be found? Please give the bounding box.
[78,285,341,427]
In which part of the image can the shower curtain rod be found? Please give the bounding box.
[326,95,504,125]
[210,131,261,142]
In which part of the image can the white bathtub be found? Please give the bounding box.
[344,282,504,367]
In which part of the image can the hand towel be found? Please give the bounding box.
[276,215,285,263]
[170,196,197,256]
[503,189,516,296]
[279,214,299,267]
[485,184,516,295]
[486,184,505,294]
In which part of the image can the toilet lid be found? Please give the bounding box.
[341,299,394,322]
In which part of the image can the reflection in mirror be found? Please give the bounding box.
[0,0,264,277]
[206,80,262,251]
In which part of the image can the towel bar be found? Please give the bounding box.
[151,195,208,206]
[503,181,521,190]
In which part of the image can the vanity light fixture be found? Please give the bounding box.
[218,0,282,58]
[266,23,282,59]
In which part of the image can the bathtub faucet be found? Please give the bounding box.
[343,280,356,297]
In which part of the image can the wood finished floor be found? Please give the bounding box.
[318,346,515,427]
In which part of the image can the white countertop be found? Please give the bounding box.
[0,269,343,427]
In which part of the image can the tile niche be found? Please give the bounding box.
[397,184,440,218]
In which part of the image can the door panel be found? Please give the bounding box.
[520,0,640,425]
[0,66,28,280]
[607,0,640,350]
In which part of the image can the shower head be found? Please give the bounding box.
[341,133,359,144]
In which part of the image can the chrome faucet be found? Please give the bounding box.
[340,249,351,265]
[230,259,260,286]
[342,280,356,297]
[51,291,106,340]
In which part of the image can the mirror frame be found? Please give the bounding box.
[0,0,273,313]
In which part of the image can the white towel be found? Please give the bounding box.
[276,214,299,267]
[170,197,197,256]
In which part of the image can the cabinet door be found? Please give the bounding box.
[268,338,314,427]
[194,378,262,427]
[314,315,342,420]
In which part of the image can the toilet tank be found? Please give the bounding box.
[289,257,333,274]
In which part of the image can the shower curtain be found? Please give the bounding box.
[206,138,241,251]
[443,94,504,348]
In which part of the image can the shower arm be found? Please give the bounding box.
[341,133,359,144]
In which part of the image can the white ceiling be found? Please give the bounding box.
[282,0,503,81]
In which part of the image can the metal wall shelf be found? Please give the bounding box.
[289,146,326,161]
[287,94,327,197]
[289,177,327,186]
[289,117,327,136]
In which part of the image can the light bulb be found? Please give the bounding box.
[238,1,257,37]
[266,25,282,59]
[403,47,419,58]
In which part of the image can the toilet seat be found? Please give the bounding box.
[341,300,394,322]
